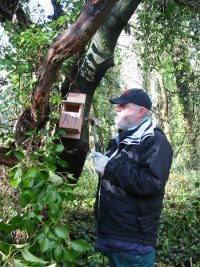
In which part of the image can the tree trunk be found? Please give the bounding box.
[156,72,172,143]
[0,0,142,178]
[14,0,118,146]
[172,44,199,168]
[51,0,64,20]
[58,0,142,178]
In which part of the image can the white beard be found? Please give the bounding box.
[115,117,129,131]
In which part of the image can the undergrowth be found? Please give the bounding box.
[0,162,199,266]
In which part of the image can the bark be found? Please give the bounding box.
[156,72,171,143]
[14,0,118,146]
[61,0,142,115]
[59,0,142,178]
[174,0,200,12]
[2,0,142,178]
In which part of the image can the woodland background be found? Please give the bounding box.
[0,0,199,266]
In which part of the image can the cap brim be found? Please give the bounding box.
[109,97,129,104]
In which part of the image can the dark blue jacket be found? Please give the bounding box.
[95,126,173,248]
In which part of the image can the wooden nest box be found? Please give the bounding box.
[59,93,86,139]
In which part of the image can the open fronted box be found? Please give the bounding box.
[59,93,86,139]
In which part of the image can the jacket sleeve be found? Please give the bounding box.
[104,133,173,197]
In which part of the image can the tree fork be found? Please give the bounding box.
[14,0,118,146]
[57,0,142,179]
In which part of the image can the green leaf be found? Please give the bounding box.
[21,249,48,264]
[0,222,13,232]
[9,215,23,228]
[14,167,23,179]
[54,244,62,258]
[13,151,25,160]
[54,226,69,239]
[57,159,68,167]
[63,248,77,262]
[48,171,63,185]
[24,129,36,136]
[40,237,49,253]
[22,219,35,233]
[0,241,10,255]
[47,163,57,172]
[70,239,91,252]
[26,167,37,178]
[13,259,28,267]
[13,244,28,249]
[22,177,34,188]
[47,241,57,251]
[10,176,21,188]
[54,144,64,153]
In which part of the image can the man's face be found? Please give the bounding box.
[114,103,144,130]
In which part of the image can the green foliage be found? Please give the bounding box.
[0,0,199,266]
[0,131,91,266]
[36,163,199,267]
[0,4,83,141]
[60,0,84,21]
[134,0,200,169]
[69,166,200,266]
[157,171,200,266]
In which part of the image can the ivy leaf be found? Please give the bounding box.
[21,249,48,264]
[54,226,69,239]
[63,248,77,262]
[26,167,37,178]
[0,240,11,255]
[10,177,21,188]
[14,167,22,179]
[13,151,25,160]
[22,177,34,188]
[54,144,64,153]
[24,129,36,136]
[70,239,91,252]
[57,159,68,167]
[40,237,49,253]
[0,222,13,232]
[13,244,28,249]
[54,244,62,257]
[13,259,28,267]
[48,171,63,185]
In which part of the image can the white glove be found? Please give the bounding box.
[90,152,109,175]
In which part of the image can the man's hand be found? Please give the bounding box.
[90,152,109,175]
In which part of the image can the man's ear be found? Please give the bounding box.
[139,106,146,116]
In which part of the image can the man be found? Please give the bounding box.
[91,88,173,267]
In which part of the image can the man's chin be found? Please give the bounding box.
[115,123,128,131]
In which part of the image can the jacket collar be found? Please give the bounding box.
[120,118,156,145]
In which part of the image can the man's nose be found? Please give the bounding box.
[115,105,122,112]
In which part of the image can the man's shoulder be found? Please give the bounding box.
[153,126,169,141]
[146,126,172,150]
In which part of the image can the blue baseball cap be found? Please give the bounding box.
[109,88,152,110]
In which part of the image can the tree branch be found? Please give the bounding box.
[14,0,118,145]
